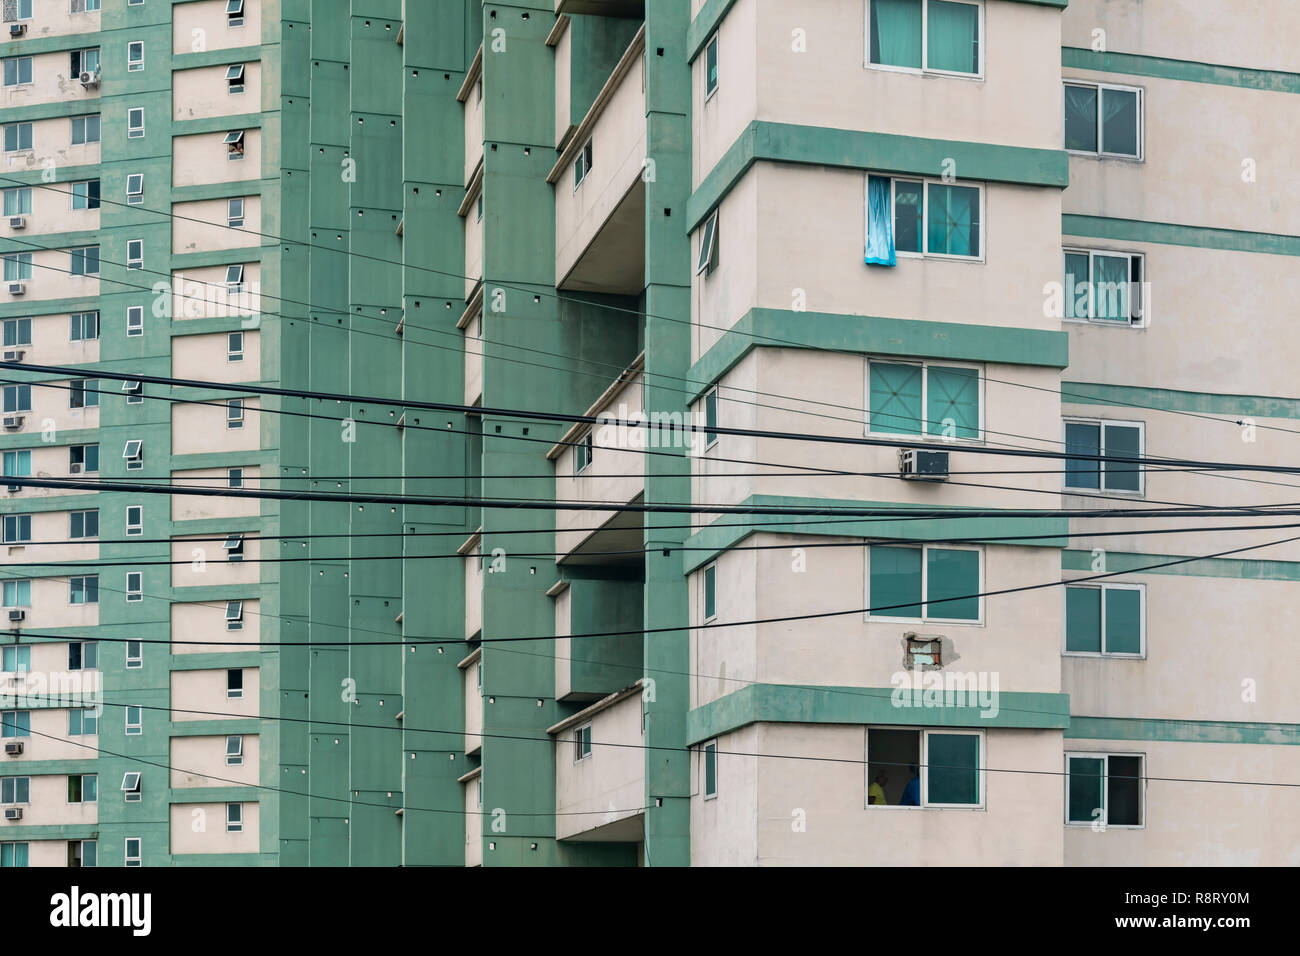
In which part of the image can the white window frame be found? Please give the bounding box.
[573,724,592,762]
[3,122,33,153]
[574,430,593,474]
[1061,582,1146,659]
[124,837,141,866]
[126,40,143,72]
[121,772,141,801]
[225,600,244,630]
[701,739,718,799]
[702,387,719,450]
[125,504,143,536]
[227,668,243,699]
[124,705,141,735]
[227,0,245,27]
[865,0,985,80]
[1062,247,1145,326]
[225,63,245,93]
[572,139,593,191]
[695,209,718,276]
[123,439,143,470]
[225,734,243,765]
[224,533,244,561]
[864,727,986,809]
[868,176,986,263]
[227,399,244,428]
[864,357,985,443]
[125,571,142,602]
[864,542,984,625]
[126,108,144,138]
[0,775,29,804]
[1062,417,1145,496]
[126,305,144,336]
[126,238,143,270]
[1063,80,1144,161]
[226,802,243,832]
[125,640,142,668]
[224,129,245,159]
[702,563,717,623]
[704,32,719,101]
[1064,751,1146,829]
[3,56,32,88]
[227,330,244,361]
[227,197,244,228]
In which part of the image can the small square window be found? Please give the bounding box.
[223,129,245,159]
[1066,753,1144,827]
[705,33,719,99]
[226,63,245,93]
[574,431,593,473]
[696,210,719,276]
[228,468,243,489]
[126,239,143,270]
[121,379,143,405]
[225,734,243,765]
[225,263,245,290]
[124,838,141,866]
[225,600,244,630]
[703,564,716,622]
[227,0,245,27]
[224,533,244,561]
[573,139,593,189]
[123,439,143,469]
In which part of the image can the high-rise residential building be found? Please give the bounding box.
[0,0,1293,869]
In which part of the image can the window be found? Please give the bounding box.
[227,399,244,428]
[703,564,716,622]
[125,640,142,668]
[1065,583,1144,657]
[122,378,143,403]
[704,33,719,99]
[2,450,30,478]
[226,63,245,93]
[2,316,30,346]
[225,734,243,765]
[71,0,101,11]
[227,197,244,228]
[125,706,141,735]
[68,708,98,736]
[2,513,30,543]
[226,802,243,832]
[1067,753,1144,827]
[123,439,143,470]
[68,840,96,868]
[2,384,31,412]
[1,711,29,738]
[124,838,141,867]
[0,843,28,868]
[67,773,97,803]
[1,581,30,608]
[1064,81,1142,159]
[224,533,244,562]
[475,193,482,222]
[70,310,99,340]
[1064,419,1143,494]
[127,41,143,72]
[224,129,245,159]
[866,728,984,808]
[3,123,32,152]
[696,209,719,275]
[573,139,593,189]
[2,56,31,87]
[574,430,592,473]
[70,48,100,77]
[70,378,99,408]
[126,306,143,336]
[121,772,141,802]
[226,263,245,291]
[70,443,99,473]
[3,253,31,281]
[574,724,591,761]
[868,0,982,77]
[1064,249,1144,325]
[227,331,244,361]
[228,468,243,488]
[69,575,98,605]
[703,388,719,448]
[702,740,717,798]
[227,0,245,27]
[128,0,143,5]
[126,173,144,205]
[866,176,982,262]
[126,571,142,602]
[866,543,981,622]
[227,668,243,699]
[69,114,99,146]
[1,646,28,673]
[69,246,100,277]
[126,239,143,269]
[69,509,98,539]
[1,776,28,804]
[225,600,244,630]
[868,360,981,439]
[68,640,98,670]
[1,187,29,217]
[70,179,100,210]
[3,1,32,22]
[126,505,142,536]
[127,108,144,138]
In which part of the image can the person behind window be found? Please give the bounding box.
[868,771,889,806]
[899,766,921,806]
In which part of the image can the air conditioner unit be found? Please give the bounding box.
[899,448,950,481]
[1,349,23,362]
[8,216,24,230]
[2,415,23,430]
[8,24,25,38]
[69,463,82,475]
[6,609,23,623]
[7,283,25,296]
[5,485,18,494]
[3,808,20,821]
[2,743,21,756]
[78,70,100,88]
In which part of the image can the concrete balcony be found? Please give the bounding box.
[459,645,482,757]
[550,576,641,704]
[459,766,482,866]
[458,47,484,195]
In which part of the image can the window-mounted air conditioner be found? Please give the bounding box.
[2,743,22,756]
[8,216,25,230]
[2,808,21,821]
[7,283,25,296]
[899,448,950,481]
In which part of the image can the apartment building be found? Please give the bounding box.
[0,0,1293,869]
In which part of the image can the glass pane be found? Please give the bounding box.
[1104,588,1142,654]
[704,744,717,794]
[1065,586,1102,653]
[1065,422,1100,489]
[893,181,923,253]
[1101,87,1139,156]
[926,366,979,439]
[1092,254,1130,321]
[1107,755,1142,825]
[1103,424,1141,492]
[926,548,979,620]
[869,362,922,434]
[926,183,979,256]
[705,38,718,93]
[1064,85,1098,152]
[870,0,922,69]
[1064,252,1090,318]
[926,733,979,805]
[868,546,923,618]
[926,0,979,74]
[1068,756,1104,823]
[868,728,921,806]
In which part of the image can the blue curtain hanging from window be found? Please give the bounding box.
[865,175,896,266]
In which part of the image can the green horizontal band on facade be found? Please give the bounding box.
[167,718,261,738]
[0,98,103,124]
[172,112,263,137]
[0,228,106,255]
[1062,47,1300,95]
[170,247,266,270]
[170,853,273,866]
[1066,716,1300,746]
[687,307,1069,402]
[169,786,261,803]
[0,164,100,188]
[168,652,263,672]
[0,825,99,841]
[686,684,1071,745]
[171,45,265,71]
[171,181,264,204]
[690,122,1069,231]
[683,495,1069,574]
[1063,549,1300,582]
[1062,214,1300,257]
[0,294,101,317]
[1061,380,1300,420]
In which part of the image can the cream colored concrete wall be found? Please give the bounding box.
[3,372,99,436]
[1063,739,1300,866]
[463,776,482,866]
[170,734,259,788]
[172,331,260,383]
[170,262,261,320]
[8,5,99,40]
[554,51,646,285]
[463,311,482,405]
[689,725,759,865]
[4,509,98,565]
[172,196,261,254]
[690,545,758,710]
[1,180,99,236]
[692,0,757,190]
[172,129,262,187]
[24,840,72,867]
[172,467,261,521]
[4,707,95,762]
[1062,0,1299,75]
[463,70,484,186]
[2,576,98,631]
[0,773,97,827]
[0,310,99,365]
[463,194,482,299]
[171,398,261,455]
[462,658,482,755]
[1,50,99,110]
[169,801,260,854]
[170,668,259,722]
[554,25,572,147]
[1,115,100,176]
[464,546,482,638]
[173,62,262,121]
[692,170,757,360]
[171,599,261,654]
[172,0,262,55]
[554,586,572,700]
[2,242,99,303]
[3,442,90,503]
[555,693,645,840]
[171,534,260,588]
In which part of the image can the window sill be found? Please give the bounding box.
[865,64,984,83]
